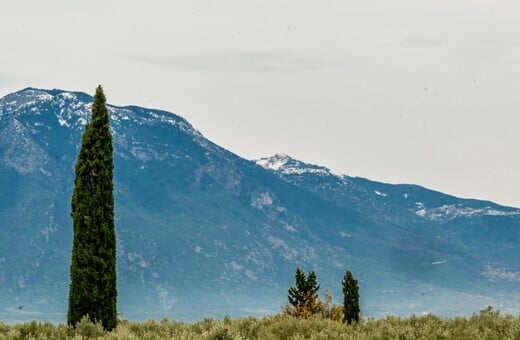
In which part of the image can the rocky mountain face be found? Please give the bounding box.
[0,88,519,322]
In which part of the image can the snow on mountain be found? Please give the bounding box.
[0,87,202,135]
[257,154,520,223]
[255,154,337,176]
[414,203,520,222]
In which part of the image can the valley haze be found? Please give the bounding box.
[0,87,519,323]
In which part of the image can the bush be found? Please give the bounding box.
[0,308,518,339]
[281,290,343,322]
[74,316,105,339]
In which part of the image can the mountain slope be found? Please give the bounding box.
[256,154,520,267]
[0,88,519,322]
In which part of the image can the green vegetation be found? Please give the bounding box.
[1,307,519,339]
[283,268,343,321]
[286,268,320,318]
[68,85,117,330]
[342,270,360,324]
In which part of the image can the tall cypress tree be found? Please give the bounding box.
[342,270,360,324]
[68,85,117,330]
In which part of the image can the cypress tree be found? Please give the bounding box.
[342,270,360,324]
[288,268,320,317]
[68,85,117,330]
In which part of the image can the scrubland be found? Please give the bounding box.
[1,307,519,339]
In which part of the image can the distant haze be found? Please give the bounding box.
[1,0,519,207]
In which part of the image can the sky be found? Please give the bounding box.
[1,0,519,207]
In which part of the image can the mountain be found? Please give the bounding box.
[0,88,519,322]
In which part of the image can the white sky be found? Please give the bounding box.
[1,0,519,207]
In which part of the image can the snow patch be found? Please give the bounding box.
[415,204,520,221]
[255,154,338,176]
[256,154,289,171]
[59,92,75,100]
[37,93,53,101]
[57,116,70,127]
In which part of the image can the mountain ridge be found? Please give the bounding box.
[0,87,519,322]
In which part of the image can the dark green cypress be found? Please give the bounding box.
[288,268,320,316]
[342,270,360,324]
[68,85,117,330]
[288,268,307,308]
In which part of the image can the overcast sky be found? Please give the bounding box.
[1,1,519,207]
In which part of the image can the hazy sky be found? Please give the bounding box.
[1,1,519,207]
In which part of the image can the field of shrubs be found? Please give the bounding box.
[0,307,519,339]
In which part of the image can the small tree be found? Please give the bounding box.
[342,270,360,324]
[315,290,344,321]
[68,85,117,330]
[287,268,320,318]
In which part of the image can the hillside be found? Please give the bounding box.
[0,88,519,322]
